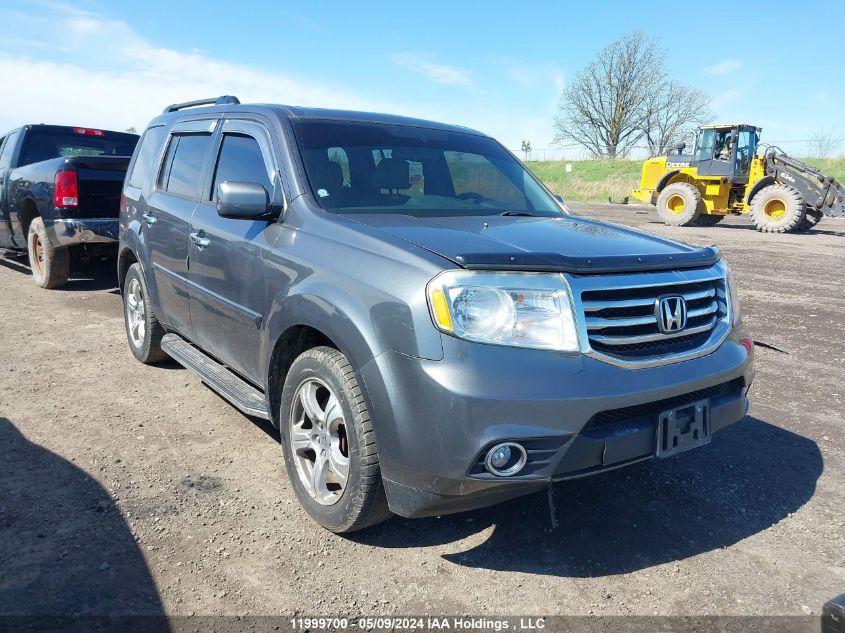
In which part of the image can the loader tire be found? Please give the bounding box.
[656,182,703,226]
[694,214,725,226]
[749,184,806,233]
[796,208,823,232]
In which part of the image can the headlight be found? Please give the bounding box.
[726,267,742,326]
[426,270,580,351]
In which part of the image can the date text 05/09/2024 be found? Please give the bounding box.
[289,617,547,631]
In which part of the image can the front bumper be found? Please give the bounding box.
[360,329,754,518]
[46,218,119,247]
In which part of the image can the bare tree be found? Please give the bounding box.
[554,31,664,158]
[641,81,713,155]
[554,31,712,159]
[807,126,843,159]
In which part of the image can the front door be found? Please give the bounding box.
[188,119,282,383]
[144,120,216,338]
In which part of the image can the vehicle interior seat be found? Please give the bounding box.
[372,158,410,194]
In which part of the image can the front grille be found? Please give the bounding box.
[581,276,728,360]
[583,377,745,432]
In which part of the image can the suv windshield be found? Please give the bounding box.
[293,120,562,217]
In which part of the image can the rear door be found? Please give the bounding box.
[188,119,281,383]
[144,119,217,338]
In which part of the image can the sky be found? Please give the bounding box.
[1,0,844,158]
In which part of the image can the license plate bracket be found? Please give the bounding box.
[656,399,711,458]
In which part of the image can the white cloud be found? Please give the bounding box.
[0,5,394,134]
[712,88,742,110]
[391,52,474,87]
[702,59,742,75]
[0,4,565,149]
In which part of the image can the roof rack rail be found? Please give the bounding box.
[162,95,240,115]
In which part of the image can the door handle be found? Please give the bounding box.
[142,213,157,227]
[189,232,210,249]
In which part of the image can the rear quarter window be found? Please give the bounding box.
[128,126,166,189]
[159,133,212,198]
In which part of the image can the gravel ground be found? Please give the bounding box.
[0,204,842,626]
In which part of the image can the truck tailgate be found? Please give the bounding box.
[71,157,131,219]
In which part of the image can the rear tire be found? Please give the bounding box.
[749,184,806,233]
[280,347,392,533]
[27,217,69,289]
[122,263,168,364]
[656,182,703,226]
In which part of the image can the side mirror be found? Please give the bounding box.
[216,181,270,219]
[554,194,564,203]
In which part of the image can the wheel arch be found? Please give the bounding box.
[655,170,682,193]
[745,175,777,204]
[19,197,39,242]
[117,246,138,294]
[263,293,382,429]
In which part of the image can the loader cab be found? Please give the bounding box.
[692,124,760,184]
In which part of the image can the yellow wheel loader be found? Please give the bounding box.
[632,124,845,232]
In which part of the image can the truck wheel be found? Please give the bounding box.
[280,347,392,533]
[656,183,703,226]
[122,263,168,364]
[694,214,725,226]
[749,184,806,233]
[27,217,69,289]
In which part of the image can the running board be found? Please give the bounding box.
[161,333,270,420]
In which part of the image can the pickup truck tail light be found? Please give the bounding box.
[54,170,79,208]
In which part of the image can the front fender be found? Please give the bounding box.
[656,170,681,193]
[261,290,383,384]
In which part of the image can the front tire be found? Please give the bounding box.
[280,347,391,533]
[749,184,806,233]
[656,182,703,226]
[27,217,69,289]
[122,263,168,364]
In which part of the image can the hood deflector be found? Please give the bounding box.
[454,246,722,274]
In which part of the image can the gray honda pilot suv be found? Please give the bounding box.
[119,96,754,532]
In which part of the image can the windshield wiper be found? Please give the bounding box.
[499,211,536,217]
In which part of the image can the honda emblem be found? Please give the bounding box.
[656,295,687,333]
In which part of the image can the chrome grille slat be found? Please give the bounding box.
[589,317,718,345]
[687,301,718,319]
[586,313,656,329]
[582,287,715,312]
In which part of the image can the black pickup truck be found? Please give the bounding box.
[0,125,138,288]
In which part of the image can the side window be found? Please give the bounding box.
[160,133,212,198]
[0,130,20,170]
[211,134,272,199]
[128,125,166,189]
[444,151,525,206]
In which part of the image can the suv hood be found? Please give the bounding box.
[343,213,720,273]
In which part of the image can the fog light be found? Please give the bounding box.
[485,442,527,477]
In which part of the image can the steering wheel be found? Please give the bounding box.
[456,192,486,203]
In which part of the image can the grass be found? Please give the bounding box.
[526,160,644,203]
[527,157,845,202]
